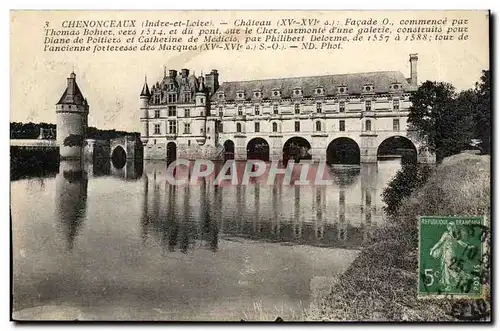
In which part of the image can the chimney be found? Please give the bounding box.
[169,70,177,78]
[205,69,220,95]
[67,72,76,95]
[181,68,189,78]
[409,53,418,86]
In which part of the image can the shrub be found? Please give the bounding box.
[382,164,433,217]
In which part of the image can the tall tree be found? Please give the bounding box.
[408,81,474,162]
[474,70,491,154]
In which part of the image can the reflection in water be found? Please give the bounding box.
[12,157,403,320]
[139,160,400,251]
[55,160,88,250]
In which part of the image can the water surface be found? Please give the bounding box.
[11,159,401,321]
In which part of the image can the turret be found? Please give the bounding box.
[140,75,151,145]
[56,71,89,159]
[194,76,208,146]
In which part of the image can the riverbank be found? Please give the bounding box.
[307,153,491,321]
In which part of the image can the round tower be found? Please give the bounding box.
[140,75,151,146]
[56,72,89,159]
[194,75,208,146]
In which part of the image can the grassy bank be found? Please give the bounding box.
[307,153,491,321]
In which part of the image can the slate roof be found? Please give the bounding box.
[211,70,414,101]
[57,81,85,105]
[140,81,151,97]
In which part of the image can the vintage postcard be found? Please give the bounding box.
[10,10,491,322]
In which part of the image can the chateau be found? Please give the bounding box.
[139,54,435,164]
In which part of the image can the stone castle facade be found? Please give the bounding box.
[139,53,435,164]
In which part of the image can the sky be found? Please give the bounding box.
[10,10,490,132]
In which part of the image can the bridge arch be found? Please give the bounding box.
[247,137,269,161]
[167,141,177,165]
[111,145,127,169]
[223,139,235,161]
[283,136,312,162]
[326,137,360,165]
[377,135,417,164]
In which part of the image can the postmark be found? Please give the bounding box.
[418,216,487,299]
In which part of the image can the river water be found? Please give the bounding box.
[11,158,402,321]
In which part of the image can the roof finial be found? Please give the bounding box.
[164,66,166,78]
[201,70,204,77]
[145,74,147,83]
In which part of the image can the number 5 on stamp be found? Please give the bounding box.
[418,216,486,299]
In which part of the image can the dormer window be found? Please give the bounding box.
[390,83,402,91]
[253,90,262,98]
[363,84,374,93]
[169,83,175,90]
[315,87,324,95]
[272,89,281,98]
[236,91,245,99]
[217,92,225,100]
[293,88,302,97]
[338,86,348,94]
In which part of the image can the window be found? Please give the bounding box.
[254,105,260,115]
[184,93,191,103]
[238,93,244,98]
[254,91,261,98]
[393,119,400,131]
[316,102,322,113]
[154,123,161,135]
[237,123,242,133]
[218,93,224,99]
[200,98,204,104]
[365,120,372,131]
[168,94,177,103]
[185,109,190,117]
[339,120,345,132]
[295,121,300,132]
[339,101,345,112]
[184,123,191,134]
[218,106,223,117]
[393,99,400,111]
[294,104,300,114]
[168,121,177,134]
[272,122,278,132]
[273,104,279,114]
[238,106,243,116]
[200,110,204,117]
[168,106,176,116]
[365,100,372,111]
[316,121,322,131]
[219,123,223,133]
[255,122,260,132]
[188,140,191,146]
[154,109,160,118]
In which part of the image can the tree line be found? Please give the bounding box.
[10,122,139,141]
[408,70,490,162]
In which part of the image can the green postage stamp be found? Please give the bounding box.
[418,216,487,299]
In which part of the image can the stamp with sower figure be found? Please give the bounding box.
[418,216,488,299]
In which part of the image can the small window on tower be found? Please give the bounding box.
[393,99,400,111]
[273,104,279,114]
[316,103,322,113]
